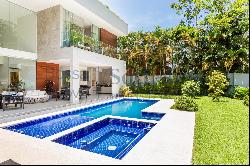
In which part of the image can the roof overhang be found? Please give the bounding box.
[0,47,37,60]
[8,0,128,37]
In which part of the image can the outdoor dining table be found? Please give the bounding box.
[0,92,24,111]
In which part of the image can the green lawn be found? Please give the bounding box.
[193,97,249,165]
[132,94,249,165]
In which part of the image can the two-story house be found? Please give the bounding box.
[0,0,128,103]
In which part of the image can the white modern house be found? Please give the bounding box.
[0,0,128,103]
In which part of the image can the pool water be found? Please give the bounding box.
[79,99,157,119]
[3,99,163,139]
[53,118,156,159]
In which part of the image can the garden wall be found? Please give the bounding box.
[127,73,249,88]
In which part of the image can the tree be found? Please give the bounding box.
[118,0,249,77]
[171,0,249,73]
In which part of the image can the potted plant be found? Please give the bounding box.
[44,80,55,97]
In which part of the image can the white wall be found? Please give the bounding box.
[0,47,37,60]
[38,46,126,97]
[73,48,126,96]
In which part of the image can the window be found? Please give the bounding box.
[0,0,37,53]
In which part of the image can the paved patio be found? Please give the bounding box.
[0,94,112,124]
[0,99,196,165]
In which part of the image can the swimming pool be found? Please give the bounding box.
[53,118,156,159]
[3,98,164,139]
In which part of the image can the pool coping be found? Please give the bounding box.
[0,97,195,165]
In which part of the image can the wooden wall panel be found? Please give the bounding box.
[36,62,47,91]
[36,62,59,91]
[100,28,117,47]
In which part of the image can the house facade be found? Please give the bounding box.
[0,0,128,103]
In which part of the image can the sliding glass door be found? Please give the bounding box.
[0,56,36,92]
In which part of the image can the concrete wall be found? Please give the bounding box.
[127,74,249,88]
[228,73,249,88]
[37,5,61,58]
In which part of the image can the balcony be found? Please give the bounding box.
[62,25,121,60]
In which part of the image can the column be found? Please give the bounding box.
[112,62,126,96]
[70,54,80,103]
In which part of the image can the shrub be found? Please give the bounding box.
[225,85,236,98]
[171,96,199,112]
[206,70,229,101]
[233,86,249,100]
[156,76,188,95]
[243,96,249,106]
[119,85,132,97]
[181,80,200,98]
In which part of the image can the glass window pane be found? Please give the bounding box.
[8,57,36,91]
[0,0,10,48]
[9,1,37,53]
[0,0,37,53]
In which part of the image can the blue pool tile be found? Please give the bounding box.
[53,118,156,159]
[2,99,164,139]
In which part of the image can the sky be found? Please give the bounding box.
[99,0,182,32]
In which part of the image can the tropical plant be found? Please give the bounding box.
[119,85,132,97]
[118,27,173,76]
[171,96,199,112]
[181,80,200,98]
[118,0,249,77]
[206,70,229,101]
[171,0,249,74]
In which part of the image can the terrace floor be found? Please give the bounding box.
[0,94,112,124]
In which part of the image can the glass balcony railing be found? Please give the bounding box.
[62,32,121,60]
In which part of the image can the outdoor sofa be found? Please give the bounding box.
[24,90,49,104]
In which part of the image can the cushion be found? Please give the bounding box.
[1,91,17,95]
[17,92,24,96]
[38,91,46,96]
